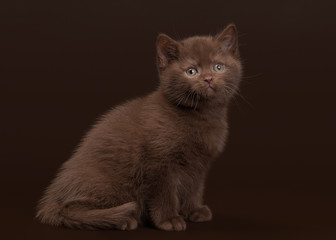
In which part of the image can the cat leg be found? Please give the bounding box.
[61,200,139,230]
[180,180,212,223]
[146,173,186,231]
[187,205,212,222]
[37,199,139,230]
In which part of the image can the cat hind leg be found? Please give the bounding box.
[37,200,139,230]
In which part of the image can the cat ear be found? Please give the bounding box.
[215,24,239,57]
[156,34,180,70]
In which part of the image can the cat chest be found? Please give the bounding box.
[191,127,227,157]
[166,127,227,178]
[145,118,228,165]
[170,125,228,167]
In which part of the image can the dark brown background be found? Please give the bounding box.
[1,0,335,239]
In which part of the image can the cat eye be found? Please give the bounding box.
[186,68,198,76]
[213,64,224,72]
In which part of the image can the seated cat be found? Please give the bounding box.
[36,24,242,231]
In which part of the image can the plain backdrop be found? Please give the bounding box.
[1,0,335,239]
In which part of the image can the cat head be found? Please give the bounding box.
[156,24,242,109]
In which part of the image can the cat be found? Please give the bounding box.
[36,24,242,231]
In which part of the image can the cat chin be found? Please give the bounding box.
[198,86,216,99]
[206,86,215,93]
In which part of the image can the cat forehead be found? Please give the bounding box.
[179,36,222,62]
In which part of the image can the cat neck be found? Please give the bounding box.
[153,88,229,119]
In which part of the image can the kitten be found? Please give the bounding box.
[36,24,242,231]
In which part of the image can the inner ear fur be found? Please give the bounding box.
[215,24,239,58]
[156,34,180,70]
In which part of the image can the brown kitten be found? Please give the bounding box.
[36,24,242,231]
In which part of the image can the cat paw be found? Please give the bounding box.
[156,216,186,231]
[116,217,138,231]
[188,205,212,222]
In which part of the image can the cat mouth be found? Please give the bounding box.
[199,85,216,99]
[206,85,215,92]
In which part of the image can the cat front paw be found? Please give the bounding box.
[188,205,212,222]
[115,217,138,231]
[156,215,186,231]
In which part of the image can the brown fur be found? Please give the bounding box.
[36,24,242,231]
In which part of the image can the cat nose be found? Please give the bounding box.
[204,77,213,84]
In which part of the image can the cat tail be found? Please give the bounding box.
[36,200,139,230]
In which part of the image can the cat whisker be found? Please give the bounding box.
[191,92,195,108]
[170,90,188,107]
[242,73,263,80]
[176,92,188,107]
[184,91,193,107]
[225,84,254,109]
[224,87,244,113]
[192,91,199,109]
[222,87,232,99]
[194,94,200,111]
[223,84,254,111]
[176,96,184,107]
